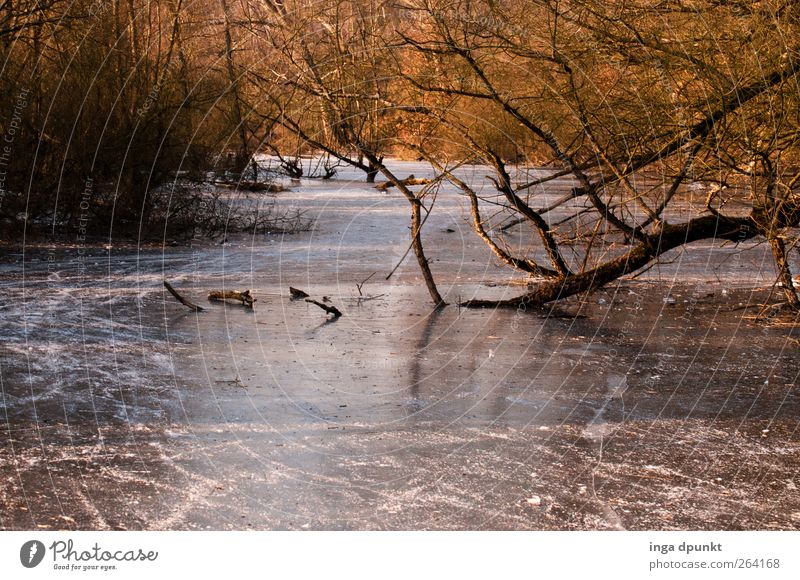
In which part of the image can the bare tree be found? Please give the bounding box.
[389,0,800,309]
[248,0,402,181]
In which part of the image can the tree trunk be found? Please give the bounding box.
[463,214,758,308]
[221,0,249,172]
[411,200,446,307]
[366,157,383,183]
[360,153,445,307]
[768,236,800,308]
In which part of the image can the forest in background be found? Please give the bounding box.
[2,0,800,308]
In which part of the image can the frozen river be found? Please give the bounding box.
[1,161,799,529]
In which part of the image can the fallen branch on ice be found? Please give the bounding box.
[289,286,310,300]
[164,281,205,312]
[375,175,431,191]
[208,289,256,308]
[305,298,342,318]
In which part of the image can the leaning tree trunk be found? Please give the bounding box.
[463,214,759,308]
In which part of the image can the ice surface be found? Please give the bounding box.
[1,160,798,530]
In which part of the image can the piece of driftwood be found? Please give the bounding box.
[289,286,309,300]
[208,289,256,308]
[164,281,205,312]
[375,175,432,191]
[305,298,342,318]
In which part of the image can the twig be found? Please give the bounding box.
[356,293,386,305]
[306,298,342,318]
[755,300,798,321]
[164,281,205,312]
[385,242,415,280]
[356,272,375,296]
[385,180,440,280]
